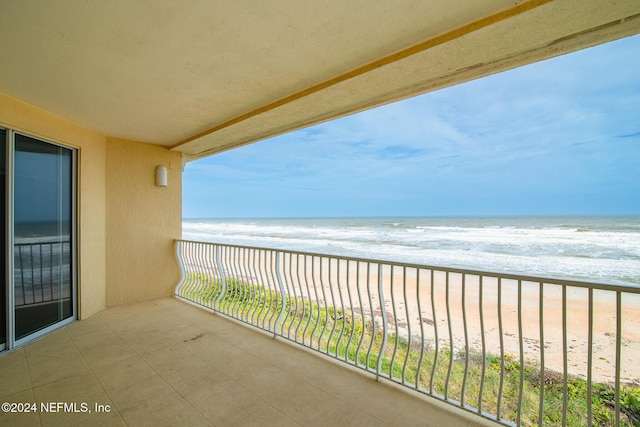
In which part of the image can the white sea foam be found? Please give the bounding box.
[183,216,640,286]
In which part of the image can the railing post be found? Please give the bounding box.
[213,245,227,312]
[274,251,288,337]
[376,263,388,381]
[173,240,187,296]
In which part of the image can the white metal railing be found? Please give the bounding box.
[14,240,72,306]
[174,239,640,427]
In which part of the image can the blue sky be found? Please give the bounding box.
[183,35,640,219]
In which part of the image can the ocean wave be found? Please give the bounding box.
[183,216,640,286]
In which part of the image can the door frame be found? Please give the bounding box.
[2,128,78,351]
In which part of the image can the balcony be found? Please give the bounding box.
[0,297,488,426]
[3,238,639,426]
[174,240,640,426]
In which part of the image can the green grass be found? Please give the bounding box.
[182,276,640,426]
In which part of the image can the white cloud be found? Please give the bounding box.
[184,35,640,218]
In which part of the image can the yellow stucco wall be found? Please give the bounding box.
[1,92,184,318]
[0,92,107,319]
[105,137,182,306]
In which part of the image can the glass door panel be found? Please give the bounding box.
[1,129,5,348]
[13,134,73,340]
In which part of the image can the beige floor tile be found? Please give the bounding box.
[237,365,341,424]
[310,403,388,427]
[33,373,125,427]
[91,355,156,393]
[183,377,271,426]
[185,339,273,381]
[255,342,371,400]
[26,345,92,388]
[23,329,73,359]
[37,411,126,427]
[118,399,211,427]
[64,316,110,340]
[97,310,145,333]
[67,326,119,352]
[237,404,300,427]
[140,344,230,396]
[109,374,211,426]
[115,328,175,355]
[0,349,32,398]
[343,379,482,426]
[74,337,138,371]
[33,372,108,401]
[0,389,40,427]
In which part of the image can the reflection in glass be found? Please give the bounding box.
[13,134,73,340]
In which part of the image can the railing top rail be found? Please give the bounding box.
[14,239,71,246]
[175,239,640,294]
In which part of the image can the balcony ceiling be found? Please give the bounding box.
[1,0,639,161]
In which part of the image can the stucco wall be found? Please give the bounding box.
[105,137,182,306]
[0,92,107,319]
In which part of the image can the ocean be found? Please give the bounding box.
[182,216,640,287]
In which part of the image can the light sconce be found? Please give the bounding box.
[155,165,168,187]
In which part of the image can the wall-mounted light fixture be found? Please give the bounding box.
[155,165,168,187]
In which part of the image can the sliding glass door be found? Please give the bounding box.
[2,128,76,350]
[1,129,5,350]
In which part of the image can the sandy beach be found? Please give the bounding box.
[198,249,640,385]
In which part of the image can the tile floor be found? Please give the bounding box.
[0,297,493,426]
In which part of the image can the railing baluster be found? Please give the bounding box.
[390,266,399,379]
[38,244,44,303]
[49,242,54,300]
[294,254,305,343]
[326,258,339,356]
[416,268,425,390]
[254,249,266,328]
[191,241,201,300]
[429,269,438,394]
[267,250,280,331]
[182,241,194,301]
[241,247,252,321]
[517,279,524,427]
[287,252,299,339]
[174,240,186,296]
[365,262,375,372]
[461,273,469,407]
[445,271,453,400]
[497,277,504,421]
[249,248,260,325]
[301,255,314,346]
[214,245,227,312]
[318,257,330,354]
[478,275,486,414]
[539,281,545,427]
[402,266,411,385]
[309,256,322,350]
[376,263,388,381]
[355,261,366,368]
[29,244,35,304]
[562,284,568,427]
[230,247,239,314]
[615,291,622,427]
[345,260,357,363]
[274,251,287,336]
[587,287,593,427]
[335,259,347,359]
